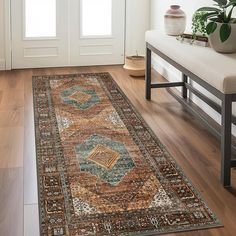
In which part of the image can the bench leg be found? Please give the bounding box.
[145,47,152,100]
[182,73,188,99]
[221,94,232,187]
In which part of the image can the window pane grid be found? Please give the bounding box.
[81,0,112,37]
[25,0,56,38]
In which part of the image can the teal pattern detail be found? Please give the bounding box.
[60,86,100,110]
[76,135,135,186]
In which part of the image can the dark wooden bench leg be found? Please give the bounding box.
[182,73,188,99]
[221,94,232,187]
[145,47,152,100]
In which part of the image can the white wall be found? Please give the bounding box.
[126,0,150,56]
[0,0,6,70]
[150,0,236,135]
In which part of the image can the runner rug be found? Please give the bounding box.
[33,73,221,236]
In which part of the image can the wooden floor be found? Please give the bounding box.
[0,65,236,236]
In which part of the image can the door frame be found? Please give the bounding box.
[5,0,128,70]
[4,0,11,70]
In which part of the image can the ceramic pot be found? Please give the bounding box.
[123,56,145,77]
[164,5,186,36]
[208,21,236,53]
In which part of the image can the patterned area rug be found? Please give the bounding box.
[33,73,221,236]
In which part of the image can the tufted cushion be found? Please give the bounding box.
[145,30,236,94]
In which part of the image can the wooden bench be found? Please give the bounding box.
[145,30,236,187]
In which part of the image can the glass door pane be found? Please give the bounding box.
[81,0,112,37]
[25,0,56,38]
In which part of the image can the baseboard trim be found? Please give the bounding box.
[0,59,6,70]
[152,55,180,82]
[152,55,182,92]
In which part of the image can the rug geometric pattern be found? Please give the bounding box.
[33,73,221,236]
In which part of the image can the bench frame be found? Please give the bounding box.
[145,42,236,187]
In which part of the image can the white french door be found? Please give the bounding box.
[11,0,125,69]
[69,0,125,66]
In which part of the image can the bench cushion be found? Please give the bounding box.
[145,30,236,94]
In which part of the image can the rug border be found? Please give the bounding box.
[32,76,44,236]
[32,72,223,236]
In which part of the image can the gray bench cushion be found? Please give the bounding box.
[145,30,236,94]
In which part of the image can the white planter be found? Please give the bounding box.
[209,22,236,53]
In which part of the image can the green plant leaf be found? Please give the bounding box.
[220,23,231,42]
[218,12,226,22]
[196,7,221,12]
[227,6,234,22]
[206,21,217,34]
[201,12,219,20]
[212,0,227,6]
[224,0,236,8]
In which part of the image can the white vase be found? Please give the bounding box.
[209,21,236,53]
[164,5,186,36]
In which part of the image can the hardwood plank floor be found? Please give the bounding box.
[0,168,23,236]
[0,65,236,236]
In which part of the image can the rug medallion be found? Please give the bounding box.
[33,73,221,236]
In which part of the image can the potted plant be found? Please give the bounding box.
[192,11,207,39]
[193,0,236,53]
[123,51,145,77]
